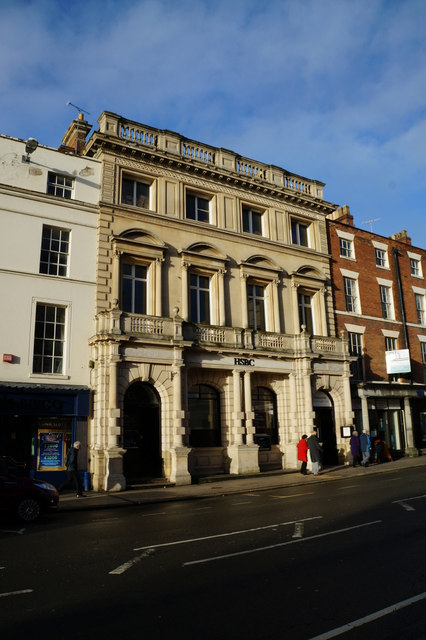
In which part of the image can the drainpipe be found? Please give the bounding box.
[392,247,412,383]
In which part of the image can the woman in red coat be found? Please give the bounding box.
[297,435,309,475]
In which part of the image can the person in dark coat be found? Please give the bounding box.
[359,429,371,467]
[350,431,361,467]
[58,441,84,497]
[297,435,309,475]
[307,430,322,476]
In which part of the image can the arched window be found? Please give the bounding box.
[252,387,278,444]
[188,384,221,447]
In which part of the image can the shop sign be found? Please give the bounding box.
[385,349,411,374]
[37,430,66,471]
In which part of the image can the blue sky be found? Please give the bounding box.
[1,0,425,246]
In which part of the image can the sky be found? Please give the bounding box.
[1,0,425,247]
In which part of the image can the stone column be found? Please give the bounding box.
[104,347,126,492]
[240,271,248,328]
[155,257,163,316]
[272,278,280,332]
[218,268,226,326]
[111,249,121,304]
[404,396,417,456]
[228,369,259,475]
[181,260,190,321]
[170,361,191,484]
[244,370,254,444]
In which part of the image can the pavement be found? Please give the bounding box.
[58,453,426,513]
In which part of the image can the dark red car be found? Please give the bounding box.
[0,465,59,522]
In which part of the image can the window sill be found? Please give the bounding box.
[29,373,70,380]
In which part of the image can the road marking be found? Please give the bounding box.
[270,492,313,499]
[242,493,261,497]
[292,522,304,538]
[133,516,323,552]
[0,528,25,535]
[109,549,153,575]
[232,501,253,505]
[337,485,359,490]
[398,502,416,512]
[308,590,426,639]
[393,494,426,511]
[182,520,381,566]
[0,589,33,598]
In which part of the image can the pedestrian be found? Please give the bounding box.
[350,430,360,467]
[307,430,322,476]
[359,429,371,467]
[58,441,84,497]
[297,435,309,475]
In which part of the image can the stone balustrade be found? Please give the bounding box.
[94,308,347,357]
[97,111,324,200]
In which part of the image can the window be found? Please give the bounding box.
[248,284,266,331]
[348,332,364,380]
[186,193,210,222]
[421,343,426,384]
[252,387,278,445]
[410,257,423,278]
[415,293,425,325]
[47,172,73,199]
[122,263,147,314]
[379,285,394,319]
[121,177,150,208]
[190,273,210,323]
[242,206,263,235]
[343,277,359,313]
[39,225,70,277]
[340,237,353,258]
[375,248,388,268]
[33,304,66,374]
[291,219,309,246]
[298,292,314,333]
[188,384,221,447]
[385,336,397,352]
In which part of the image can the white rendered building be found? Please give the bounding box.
[0,122,100,485]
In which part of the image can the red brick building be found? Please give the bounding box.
[327,206,426,457]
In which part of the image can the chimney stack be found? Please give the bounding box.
[59,112,92,154]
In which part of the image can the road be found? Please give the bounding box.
[2,465,426,640]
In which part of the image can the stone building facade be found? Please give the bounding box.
[327,206,426,458]
[83,111,353,491]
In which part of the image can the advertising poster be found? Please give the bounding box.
[37,430,65,471]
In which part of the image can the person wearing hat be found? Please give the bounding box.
[58,441,85,497]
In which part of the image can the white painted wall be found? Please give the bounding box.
[0,135,100,386]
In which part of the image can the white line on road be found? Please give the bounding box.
[0,589,33,598]
[182,520,382,566]
[393,494,426,511]
[270,492,313,499]
[109,549,153,575]
[232,501,253,505]
[337,485,359,490]
[0,528,26,535]
[133,516,323,552]
[398,502,416,512]
[308,590,426,639]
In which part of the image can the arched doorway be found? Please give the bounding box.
[123,381,162,480]
[313,391,338,466]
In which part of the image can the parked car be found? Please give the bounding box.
[0,470,59,522]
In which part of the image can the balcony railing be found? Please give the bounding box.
[97,112,324,200]
[94,310,347,357]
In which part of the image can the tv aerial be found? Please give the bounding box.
[362,218,381,232]
[66,101,90,116]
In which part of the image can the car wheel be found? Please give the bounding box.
[16,497,42,522]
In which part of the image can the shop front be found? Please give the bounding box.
[0,384,89,486]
